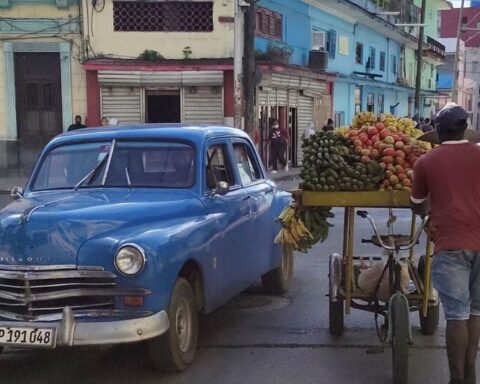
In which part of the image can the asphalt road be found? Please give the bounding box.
[0,180,457,384]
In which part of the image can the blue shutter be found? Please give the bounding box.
[328,29,336,59]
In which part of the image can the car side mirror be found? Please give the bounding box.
[10,186,24,200]
[214,181,229,196]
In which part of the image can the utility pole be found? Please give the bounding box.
[233,0,245,129]
[452,0,465,104]
[243,1,256,138]
[414,0,427,117]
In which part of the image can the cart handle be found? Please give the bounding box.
[356,210,428,251]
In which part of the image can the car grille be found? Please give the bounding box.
[0,267,121,320]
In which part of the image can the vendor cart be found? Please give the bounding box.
[299,190,439,384]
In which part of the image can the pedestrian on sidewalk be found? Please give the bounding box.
[101,117,109,126]
[411,103,480,384]
[303,121,316,140]
[269,118,288,174]
[67,115,86,132]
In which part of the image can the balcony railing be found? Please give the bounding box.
[424,36,446,60]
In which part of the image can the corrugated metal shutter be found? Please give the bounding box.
[257,89,270,106]
[98,71,223,87]
[276,89,288,106]
[183,86,223,124]
[297,95,314,164]
[101,87,141,124]
[288,90,299,107]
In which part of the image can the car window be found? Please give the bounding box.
[31,140,195,191]
[232,143,262,185]
[206,144,234,190]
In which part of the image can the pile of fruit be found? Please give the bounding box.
[300,131,384,192]
[275,204,334,252]
[346,122,428,191]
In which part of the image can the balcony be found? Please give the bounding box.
[424,36,446,61]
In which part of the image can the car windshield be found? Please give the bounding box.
[31,140,195,191]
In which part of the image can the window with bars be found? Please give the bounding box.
[355,42,363,65]
[391,54,397,75]
[380,51,385,72]
[113,1,214,32]
[369,47,376,70]
[255,7,282,40]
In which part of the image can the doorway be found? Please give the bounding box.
[146,90,181,123]
[14,52,63,141]
[288,107,298,166]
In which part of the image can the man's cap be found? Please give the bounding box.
[435,103,468,132]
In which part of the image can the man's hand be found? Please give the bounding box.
[425,217,436,242]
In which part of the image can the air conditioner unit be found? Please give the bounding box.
[308,50,328,71]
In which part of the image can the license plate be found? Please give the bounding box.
[0,326,56,348]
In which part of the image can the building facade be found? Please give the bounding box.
[0,0,85,178]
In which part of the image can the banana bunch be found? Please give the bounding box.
[352,112,377,129]
[396,117,423,138]
[378,113,398,132]
[275,205,314,252]
[302,207,335,244]
[334,126,351,136]
[412,139,432,151]
[274,205,335,252]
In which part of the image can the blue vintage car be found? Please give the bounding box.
[0,125,292,371]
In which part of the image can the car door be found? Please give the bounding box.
[202,139,254,303]
[231,139,276,277]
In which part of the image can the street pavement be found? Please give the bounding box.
[0,172,459,384]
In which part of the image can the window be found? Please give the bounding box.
[233,143,261,185]
[379,52,386,72]
[113,1,213,32]
[327,29,337,59]
[369,47,376,70]
[255,7,282,40]
[391,55,397,75]
[206,144,234,189]
[355,42,363,65]
[378,94,384,113]
[367,93,374,112]
[354,87,362,114]
[312,31,326,50]
[334,111,345,127]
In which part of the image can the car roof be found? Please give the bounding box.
[47,124,251,149]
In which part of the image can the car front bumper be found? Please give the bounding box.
[0,307,170,347]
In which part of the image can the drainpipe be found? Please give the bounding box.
[234,0,245,129]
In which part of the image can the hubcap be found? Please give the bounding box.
[175,298,192,353]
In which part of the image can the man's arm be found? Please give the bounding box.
[411,158,429,217]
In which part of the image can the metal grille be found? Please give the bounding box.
[0,268,119,320]
[113,1,214,32]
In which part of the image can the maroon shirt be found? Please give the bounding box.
[411,141,480,253]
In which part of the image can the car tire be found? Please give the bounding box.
[262,245,294,294]
[148,277,198,372]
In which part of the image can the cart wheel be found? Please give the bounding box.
[329,253,344,336]
[419,304,439,335]
[329,296,344,336]
[391,295,409,384]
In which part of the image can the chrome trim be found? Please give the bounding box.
[114,243,147,276]
[101,139,116,186]
[0,269,117,281]
[0,287,150,303]
[0,265,84,272]
[0,310,169,346]
[0,308,153,322]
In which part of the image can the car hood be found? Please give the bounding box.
[0,189,201,267]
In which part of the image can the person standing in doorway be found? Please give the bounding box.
[269,118,288,174]
[411,103,480,384]
[68,115,86,132]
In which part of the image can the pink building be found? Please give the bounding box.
[440,8,480,48]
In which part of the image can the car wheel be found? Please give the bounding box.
[262,245,294,294]
[148,277,198,372]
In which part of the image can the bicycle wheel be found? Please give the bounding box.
[329,296,344,336]
[391,294,409,384]
[329,254,344,336]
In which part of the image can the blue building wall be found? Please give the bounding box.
[255,0,412,125]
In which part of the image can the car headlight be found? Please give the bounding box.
[115,244,146,276]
